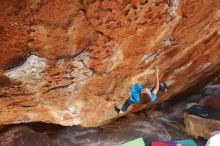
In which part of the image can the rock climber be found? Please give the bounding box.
[115,67,167,114]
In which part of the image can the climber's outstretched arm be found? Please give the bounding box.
[152,67,159,94]
[131,69,154,84]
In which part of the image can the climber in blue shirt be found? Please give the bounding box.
[115,67,167,114]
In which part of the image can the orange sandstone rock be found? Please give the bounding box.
[0,0,219,126]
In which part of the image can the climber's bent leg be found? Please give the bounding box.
[121,99,135,112]
[115,99,135,113]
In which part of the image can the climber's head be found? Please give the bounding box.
[141,88,148,94]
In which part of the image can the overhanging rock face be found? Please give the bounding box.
[0,0,220,127]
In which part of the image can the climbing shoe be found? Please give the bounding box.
[159,83,168,92]
[114,106,120,113]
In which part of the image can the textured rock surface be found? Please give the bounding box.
[200,83,220,111]
[0,0,220,126]
[0,126,50,146]
[184,112,220,139]
[0,105,206,146]
[199,95,220,111]
[0,87,211,146]
[185,85,220,139]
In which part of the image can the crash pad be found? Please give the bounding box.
[118,138,145,146]
[175,139,197,146]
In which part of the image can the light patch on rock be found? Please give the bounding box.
[168,0,180,18]
[4,55,48,92]
[56,52,93,83]
[26,112,39,122]
[140,53,156,64]
[73,61,84,69]
[203,84,220,96]
[28,25,48,49]
[174,61,192,73]
[66,107,78,115]
[38,98,83,126]
[63,100,84,116]
[59,117,82,126]
[56,59,65,68]
[196,62,211,72]
[105,42,124,73]
[49,110,65,122]
[165,80,176,86]
[5,55,47,79]
[163,38,172,46]
[45,105,73,123]
[43,51,88,126]
[69,67,93,81]
[77,52,90,67]
[66,83,78,95]
[14,117,26,124]
[58,108,82,126]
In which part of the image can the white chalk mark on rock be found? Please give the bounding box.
[140,53,156,64]
[196,62,211,72]
[165,80,176,86]
[174,61,192,73]
[4,55,48,92]
[168,0,180,18]
[5,55,47,79]
[163,38,172,46]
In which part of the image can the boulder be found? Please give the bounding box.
[184,103,220,139]
[199,95,220,112]
[202,85,220,96]
[184,113,220,139]
[0,0,220,126]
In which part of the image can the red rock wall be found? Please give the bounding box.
[0,0,220,126]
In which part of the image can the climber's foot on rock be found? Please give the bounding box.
[114,106,120,113]
[160,82,168,92]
